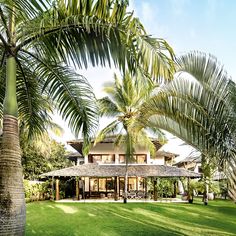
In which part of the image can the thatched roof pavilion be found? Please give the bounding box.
[42,164,201,178]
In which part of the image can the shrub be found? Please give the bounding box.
[24,180,51,202]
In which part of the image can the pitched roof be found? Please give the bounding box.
[41,164,201,178]
[154,150,179,160]
[175,155,201,165]
[68,136,163,154]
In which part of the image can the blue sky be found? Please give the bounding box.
[57,0,236,156]
[130,0,236,79]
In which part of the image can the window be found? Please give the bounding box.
[99,178,106,191]
[136,155,146,164]
[119,154,146,164]
[106,178,114,191]
[119,155,125,163]
[102,155,115,164]
[90,178,98,191]
[129,177,137,190]
[88,154,115,164]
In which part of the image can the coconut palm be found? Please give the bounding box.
[96,71,165,203]
[0,0,175,234]
[141,51,236,202]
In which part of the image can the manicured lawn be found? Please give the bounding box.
[26,198,236,236]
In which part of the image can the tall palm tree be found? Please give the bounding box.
[141,51,236,203]
[96,71,165,203]
[0,0,175,234]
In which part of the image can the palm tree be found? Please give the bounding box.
[0,0,175,234]
[141,51,236,203]
[96,71,165,203]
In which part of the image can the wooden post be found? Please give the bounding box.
[154,178,157,201]
[55,179,60,201]
[145,178,148,198]
[114,176,118,201]
[76,178,80,200]
[51,177,54,201]
[173,181,177,198]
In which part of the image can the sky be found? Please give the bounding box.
[54,0,236,158]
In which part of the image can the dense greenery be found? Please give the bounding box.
[26,199,236,236]
[24,180,51,202]
[21,134,70,180]
[142,52,236,201]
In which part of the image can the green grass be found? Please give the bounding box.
[26,198,236,236]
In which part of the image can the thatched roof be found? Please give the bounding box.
[67,136,162,154]
[41,164,201,178]
[175,155,201,165]
[155,150,178,160]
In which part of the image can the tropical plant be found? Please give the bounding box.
[96,71,166,203]
[141,51,236,203]
[24,180,51,202]
[21,133,71,180]
[0,0,175,234]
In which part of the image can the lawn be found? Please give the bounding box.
[26,198,236,236]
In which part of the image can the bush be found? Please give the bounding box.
[24,180,51,202]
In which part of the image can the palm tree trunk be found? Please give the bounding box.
[0,56,26,235]
[123,163,128,203]
[227,158,236,202]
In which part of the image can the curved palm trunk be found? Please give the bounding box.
[0,56,26,235]
[227,158,236,202]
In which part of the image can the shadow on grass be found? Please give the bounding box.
[26,200,236,236]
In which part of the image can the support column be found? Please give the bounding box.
[173,181,177,198]
[187,177,193,203]
[55,179,60,201]
[154,178,157,201]
[76,178,80,200]
[51,177,54,201]
[145,178,148,198]
[114,176,118,201]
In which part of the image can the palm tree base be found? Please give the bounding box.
[0,115,25,235]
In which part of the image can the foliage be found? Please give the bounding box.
[96,71,166,158]
[157,178,176,198]
[24,180,51,202]
[141,51,236,201]
[26,200,236,236]
[21,133,71,180]
[190,179,220,195]
[0,0,175,146]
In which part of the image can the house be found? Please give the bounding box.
[42,137,200,201]
[175,154,202,173]
[175,154,227,181]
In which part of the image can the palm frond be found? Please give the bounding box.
[20,50,98,143]
[95,120,121,145]
[14,0,174,79]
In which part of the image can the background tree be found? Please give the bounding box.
[141,51,236,203]
[96,71,166,203]
[21,133,71,180]
[0,0,174,234]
